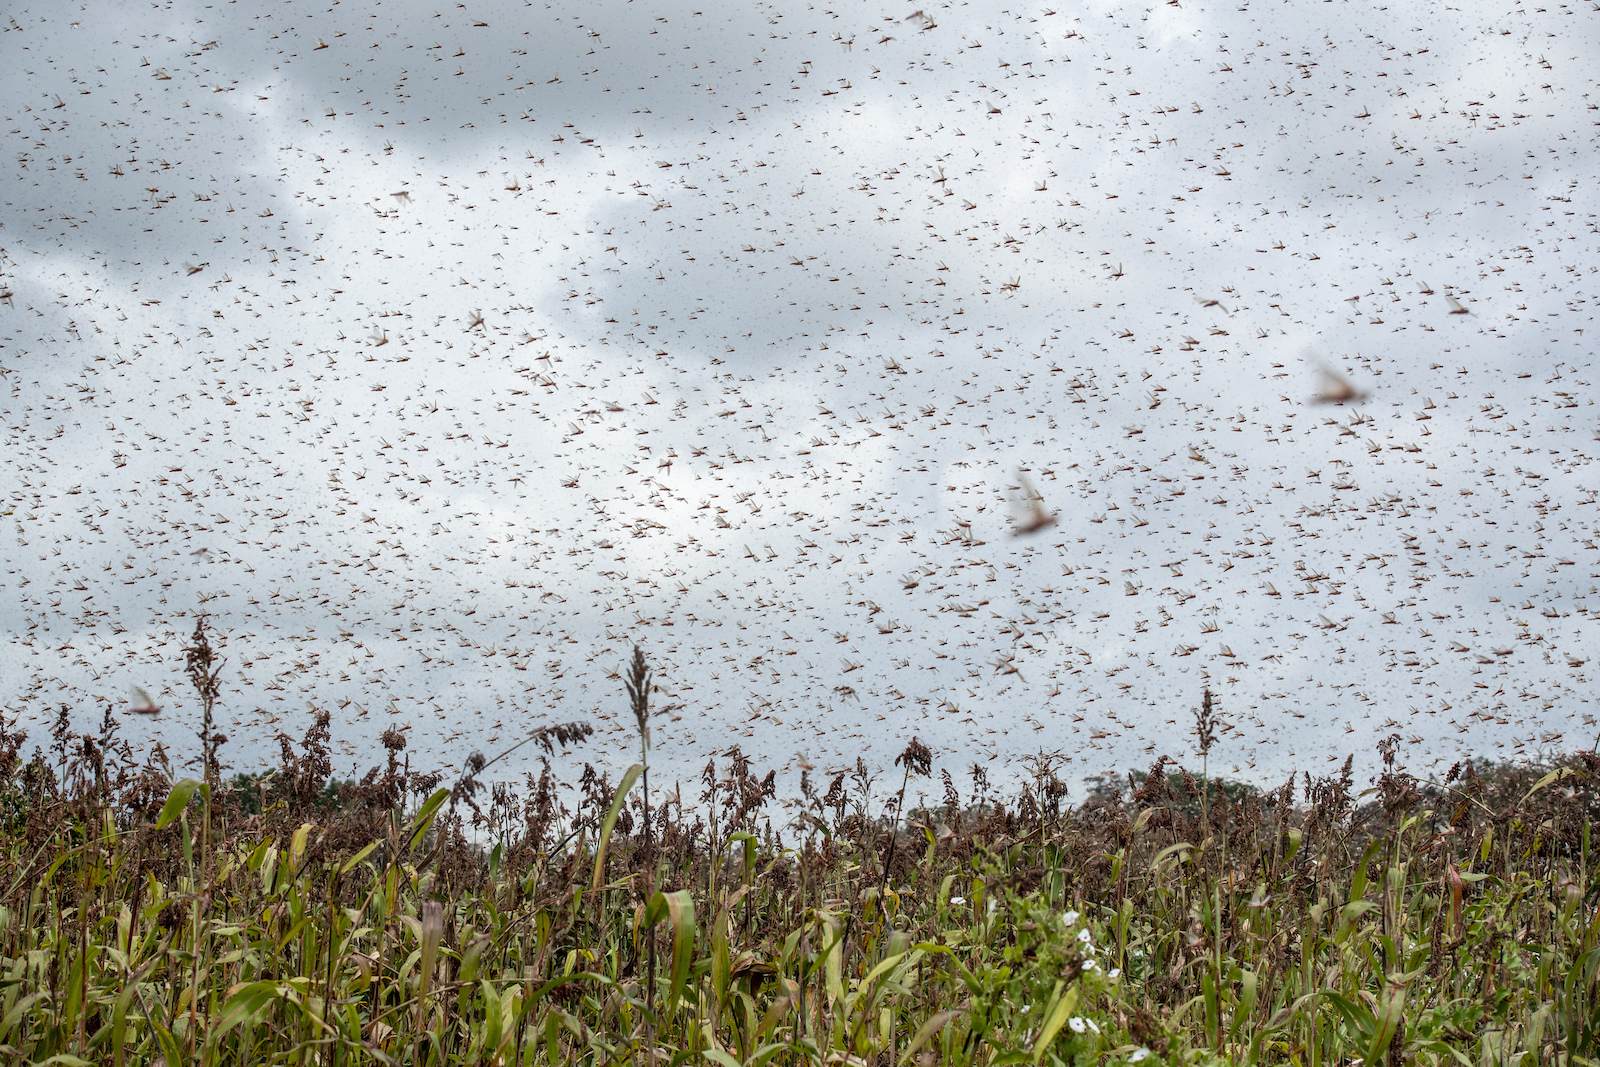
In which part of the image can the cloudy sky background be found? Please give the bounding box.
[3,0,1598,801]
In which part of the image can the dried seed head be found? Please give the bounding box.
[625,644,653,742]
[534,721,595,755]
[1192,687,1220,757]
[157,900,186,932]
[896,737,933,779]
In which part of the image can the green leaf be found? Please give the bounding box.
[903,1009,965,1064]
[0,992,45,1042]
[481,978,504,1053]
[1524,766,1580,801]
[1033,981,1080,1065]
[339,840,380,876]
[1283,827,1303,863]
[704,1049,744,1067]
[404,788,451,854]
[745,1041,792,1067]
[151,1020,183,1067]
[1225,966,1260,1044]
[1150,841,1196,874]
[647,889,697,1009]
[1320,991,1376,1042]
[216,980,285,1038]
[861,950,910,992]
[823,925,843,1005]
[752,994,794,1043]
[590,764,643,897]
[1202,970,1219,1047]
[1338,900,1378,925]
[288,822,313,876]
[1349,840,1383,904]
[712,914,732,1009]
[110,958,156,1056]
[155,778,204,830]
[912,942,983,995]
[1364,988,1407,1067]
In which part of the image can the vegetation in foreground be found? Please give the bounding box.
[1,626,1598,1067]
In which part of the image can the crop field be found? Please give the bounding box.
[0,635,1596,1067]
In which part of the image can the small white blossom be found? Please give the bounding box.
[1082,958,1097,970]
[950,896,966,906]
[1063,910,1080,925]
[1129,1048,1152,1063]
[1077,929,1093,944]
[1108,968,1122,979]
[1069,1018,1087,1034]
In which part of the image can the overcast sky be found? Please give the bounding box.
[3,0,1598,801]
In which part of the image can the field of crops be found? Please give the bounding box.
[0,638,1595,1066]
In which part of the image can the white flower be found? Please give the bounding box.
[1108,968,1122,979]
[1129,1048,1152,1063]
[949,896,966,906]
[1020,1004,1031,1014]
[1077,928,1092,944]
[1082,958,1097,970]
[1088,1019,1101,1034]
[1063,910,1080,926]
[1069,1018,1087,1034]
